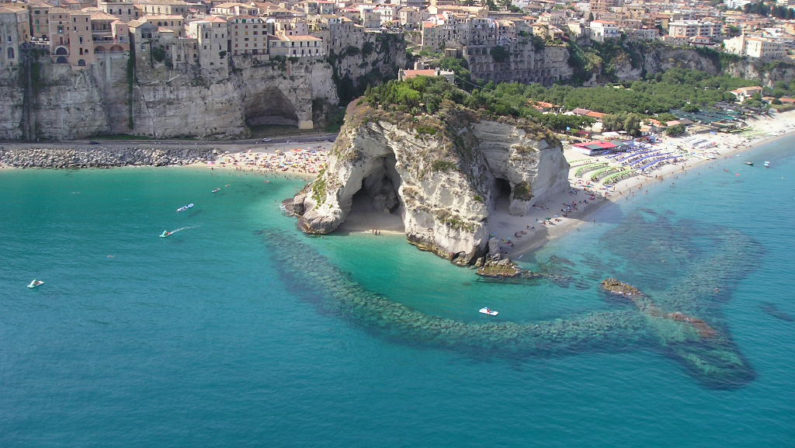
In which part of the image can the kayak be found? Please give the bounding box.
[479,307,499,316]
[27,279,44,289]
[176,203,195,212]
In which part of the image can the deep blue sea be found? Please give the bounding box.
[1,136,793,447]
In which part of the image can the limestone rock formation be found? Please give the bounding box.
[1,52,338,141]
[291,101,569,264]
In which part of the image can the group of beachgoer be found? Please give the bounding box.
[370,229,382,235]
[209,148,327,175]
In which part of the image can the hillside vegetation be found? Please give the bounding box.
[363,68,775,134]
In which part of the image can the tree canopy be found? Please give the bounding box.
[363,69,760,134]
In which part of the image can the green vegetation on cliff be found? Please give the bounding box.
[363,77,591,133]
[361,68,766,138]
[492,68,758,115]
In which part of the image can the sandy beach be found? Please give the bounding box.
[212,110,794,253]
[490,109,795,259]
[194,140,334,178]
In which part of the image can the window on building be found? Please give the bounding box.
[8,48,14,59]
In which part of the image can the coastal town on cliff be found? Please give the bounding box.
[1,0,795,444]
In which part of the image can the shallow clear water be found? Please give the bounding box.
[1,137,793,447]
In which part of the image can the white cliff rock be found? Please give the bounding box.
[292,101,570,264]
[1,53,338,140]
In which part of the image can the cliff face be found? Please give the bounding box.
[290,102,569,264]
[326,32,407,102]
[723,61,795,89]
[604,44,795,87]
[0,51,338,140]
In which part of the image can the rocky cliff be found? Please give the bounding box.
[289,101,569,265]
[326,32,407,103]
[0,51,338,141]
[594,42,795,87]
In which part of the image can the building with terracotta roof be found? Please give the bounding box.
[730,86,764,101]
[0,5,27,68]
[268,33,325,58]
[228,16,266,56]
[134,0,190,17]
[46,8,95,68]
[590,20,620,42]
[140,14,184,36]
[98,0,139,23]
[398,67,455,83]
[188,17,228,70]
[211,2,260,17]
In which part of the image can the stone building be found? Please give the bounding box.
[590,20,620,42]
[725,35,787,60]
[227,16,267,55]
[89,10,126,52]
[97,0,139,23]
[268,34,324,58]
[668,20,722,41]
[140,14,184,37]
[28,2,51,40]
[134,0,190,17]
[187,16,228,71]
[0,5,26,68]
[210,2,260,17]
[46,8,94,67]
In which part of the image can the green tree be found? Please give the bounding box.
[665,124,686,137]
[490,45,509,63]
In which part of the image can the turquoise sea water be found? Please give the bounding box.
[1,137,793,447]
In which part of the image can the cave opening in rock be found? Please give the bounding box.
[343,153,405,233]
[244,88,299,131]
[493,177,512,213]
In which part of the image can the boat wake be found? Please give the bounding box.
[160,225,199,238]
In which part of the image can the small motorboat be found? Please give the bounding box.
[763,161,770,168]
[211,188,221,193]
[27,279,44,289]
[745,161,754,166]
[176,203,195,213]
[159,230,172,238]
[479,307,499,316]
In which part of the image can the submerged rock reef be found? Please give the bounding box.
[289,100,569,264]
[264,210,760,389]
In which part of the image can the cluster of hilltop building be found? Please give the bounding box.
[0,0,337,75]
[0,0,792,85]
[0,0,575,85]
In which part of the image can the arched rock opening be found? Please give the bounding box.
[244,87,299,128]
[343,153,405,233]
[492,177,512,213]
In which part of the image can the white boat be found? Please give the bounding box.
[159,230,172,238]
[745,161,753,166]
[211,188,221,193]
[764,161,770,168]
[479,307,499,316]
[27,279,44,289]
[176,203,195,212]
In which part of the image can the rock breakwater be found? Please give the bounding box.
[0,145,214,168]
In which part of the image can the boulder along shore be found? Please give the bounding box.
[0,145,215,169]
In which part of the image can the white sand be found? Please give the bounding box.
[192,141,333,178]
[490,110,795,259]
[188,110,795,250]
